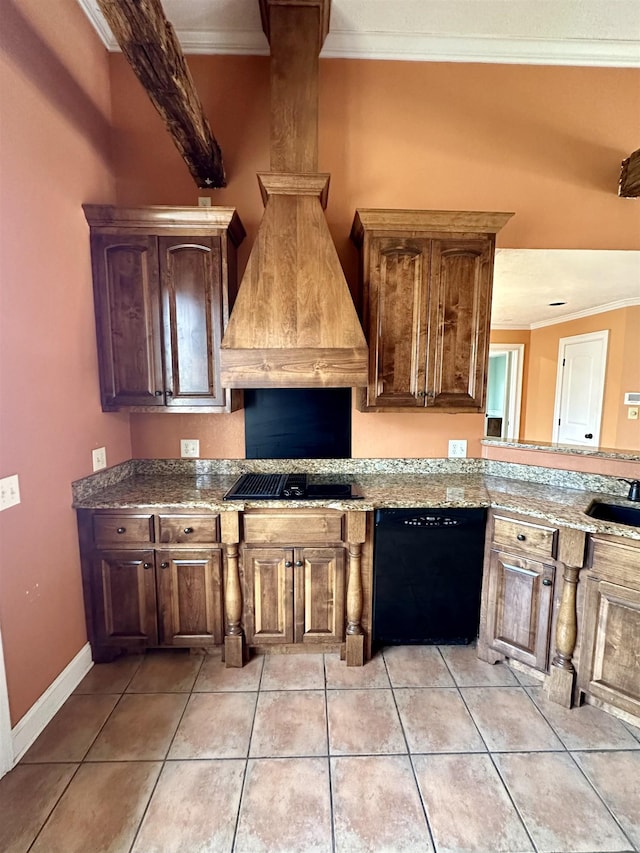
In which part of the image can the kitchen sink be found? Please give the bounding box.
[586,502,640,527]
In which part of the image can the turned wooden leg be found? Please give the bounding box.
[545,564,580,706]
[224,542,245,667]
[345,541,365,666]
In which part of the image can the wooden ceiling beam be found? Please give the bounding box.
[97,0,225,188]
[619,148,640,198]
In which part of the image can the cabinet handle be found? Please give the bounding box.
[284,560,293,568]
[542,578,552,586]
[183,527,194,534]
[143,562,152,570]
[161,562,169,569]
[116,527,126,534]
[517,533,526,541]
[417,391,425,398]
[585,433,593,439]
[294,560,303,567]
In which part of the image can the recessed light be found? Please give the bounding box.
[548,301,566,306]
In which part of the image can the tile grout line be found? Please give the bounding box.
[384,648,438,853]
[449,654,541,853]
[126,651,205,853]
[231,652,265,853]
[323,654,337,853]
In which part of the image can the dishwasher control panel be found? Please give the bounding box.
[402,515,460,527]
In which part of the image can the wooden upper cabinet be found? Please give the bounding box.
[84,205,245,413]
[351,209,513,413]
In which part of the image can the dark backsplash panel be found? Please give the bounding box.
[244,388,352,459]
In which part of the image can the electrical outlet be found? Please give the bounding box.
[448,440,467,458]
[197,196,211,207]
[628,407,639,420]
[181,439,200,458]
[92,446,107,471]
[0,474,21,511]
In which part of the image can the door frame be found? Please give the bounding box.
[0,622,13,777]
[487,344,524,441]
[552,330,608,446]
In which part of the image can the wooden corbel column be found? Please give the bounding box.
[544,528,587,707]
[344,511,367,666]
[220,511,246,667]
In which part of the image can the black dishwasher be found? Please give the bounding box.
[372,508,487,648]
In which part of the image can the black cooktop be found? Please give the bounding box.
[223,473,360,501]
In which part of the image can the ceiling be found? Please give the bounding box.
[76,1,640,327]
[78,0,640,66]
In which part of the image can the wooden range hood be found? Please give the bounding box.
[219,0,368,388]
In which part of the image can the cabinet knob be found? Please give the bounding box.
[294,560,303,567]
[585,433,593,439]
[116,527,126,534]
[417,391,425,398]
[155,390,163,396]
[183,527,194,535]
[143,562,152,570]
[542,578,552,586]
[166,390,173,397]
[517,533,526,541]
[161,562,169,569]
[284,560,293,568]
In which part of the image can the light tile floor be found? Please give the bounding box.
[1,644,639,852]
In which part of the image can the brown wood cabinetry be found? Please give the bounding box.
[578,535,640,717]
[350,209,513,412]
[83,205,244,413]
[77,510,224,661]
[241,511,346,649]
[479,512,557,671]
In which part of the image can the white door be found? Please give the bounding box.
[553,331,608,447]
[0,623,13,777]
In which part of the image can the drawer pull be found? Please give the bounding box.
[516,533,526,541]
[284,560,293,568]
[295,560,303,567]
[161,562,169,569]
[542,578,552,586]
[143,562,152,570]
[183,527,194,535]
[116,527,126,534]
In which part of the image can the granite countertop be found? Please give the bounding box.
[72,462,640,541]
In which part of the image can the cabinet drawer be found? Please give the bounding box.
[157,514,220,544]
[243,512,344,545]
[493,516,557,559]
[93,514,154,546]
[590,536,640,587]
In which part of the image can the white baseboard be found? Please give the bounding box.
[11,643,93,764]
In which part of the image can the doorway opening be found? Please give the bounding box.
[485,344,524,441]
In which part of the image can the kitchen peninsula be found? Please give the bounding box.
[73,455,640,725]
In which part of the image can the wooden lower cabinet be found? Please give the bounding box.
[91,549,223,658]
[243,546,345,646]
[578,535,640,717]
[483,549,556,671]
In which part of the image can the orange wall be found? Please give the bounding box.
[523,306,639,449]
[0,1,132,724]
[106,55,640,459]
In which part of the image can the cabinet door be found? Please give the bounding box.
[426,238,493,410]
[92,550,158,647]
[90,235,163,409]
[365,237,430,408]
[484,549,555,670]
[243,548,294,644]
[156,549,224,646]
[579,577,640,717]
[159,236,227,408]
[294,547,345,644]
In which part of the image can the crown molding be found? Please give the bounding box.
[492,297,640,331]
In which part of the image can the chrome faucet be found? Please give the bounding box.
[620,479,640,502]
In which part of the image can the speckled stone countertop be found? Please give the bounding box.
[72,459,640,541]
[482,438,640,462]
